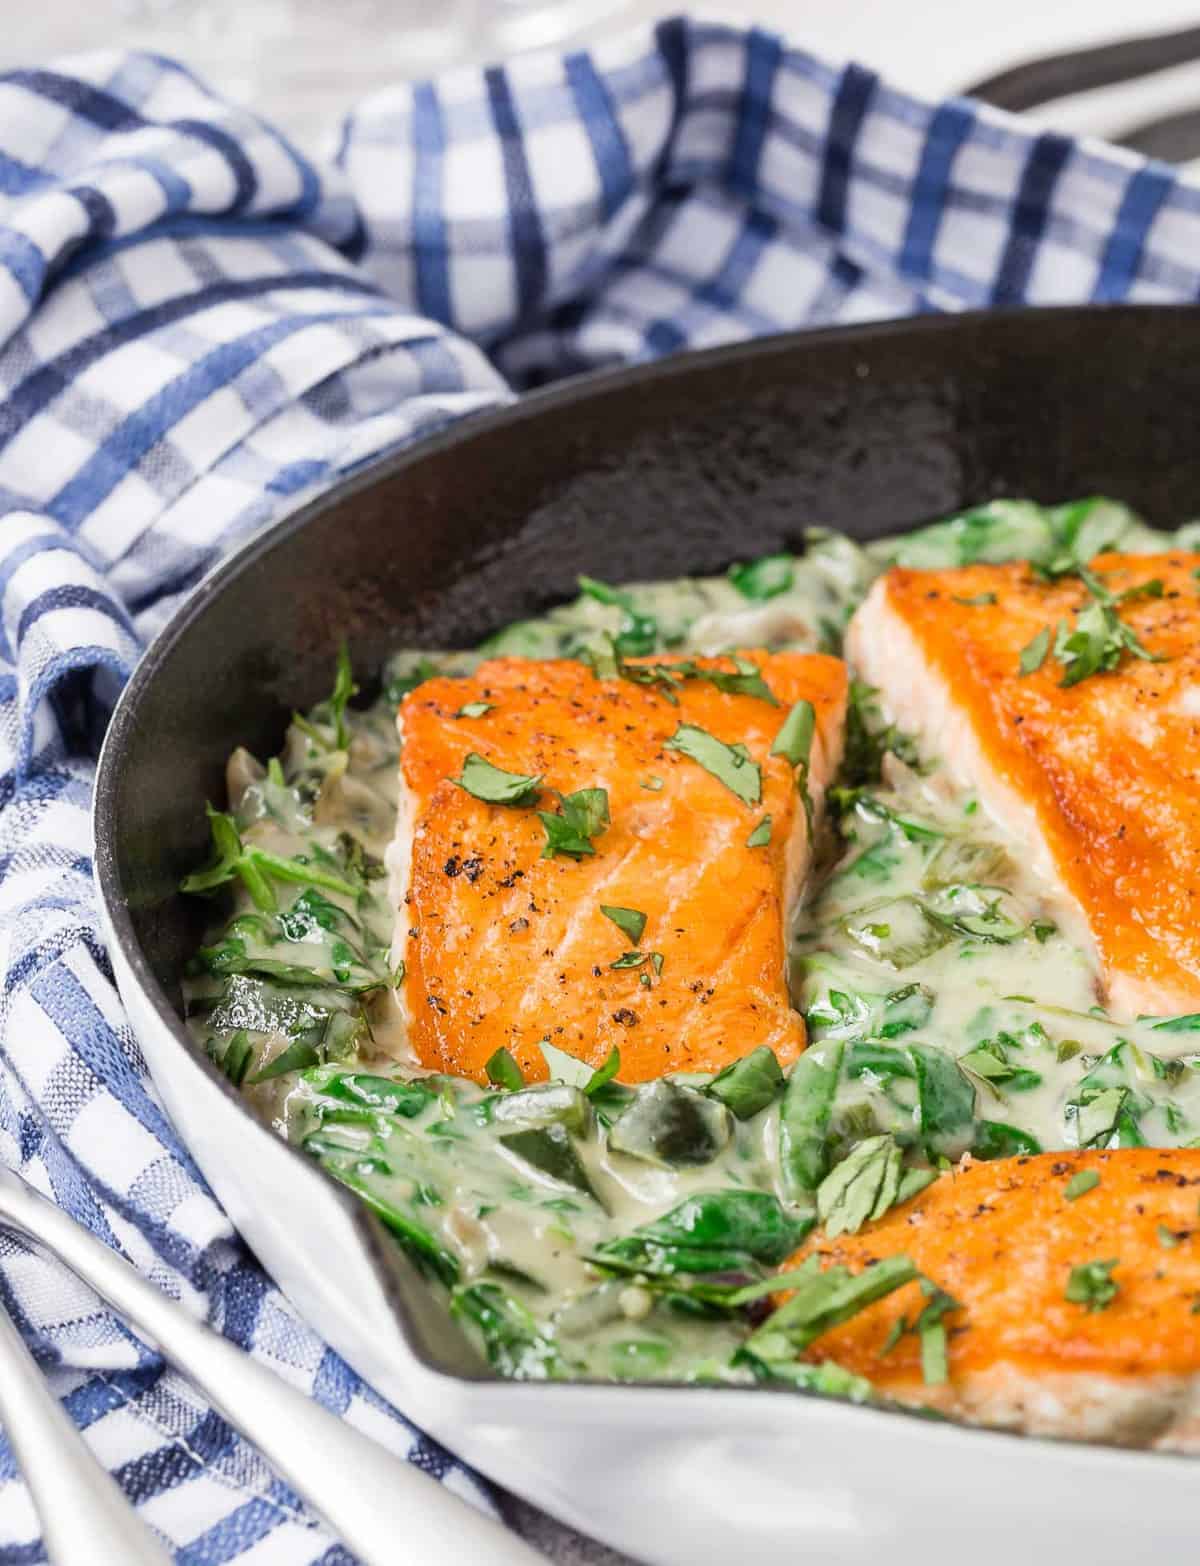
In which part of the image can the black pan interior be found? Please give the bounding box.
[96,304,1200,1374]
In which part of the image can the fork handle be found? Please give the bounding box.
[0,1302,173,1565]
[0,1167,542,1566]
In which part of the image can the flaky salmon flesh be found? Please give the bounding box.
[783,1150,1200,1451]
[389,652,847,1083]
[848,553,1200,1019]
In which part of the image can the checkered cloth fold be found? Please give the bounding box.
[1,15,1199,1563]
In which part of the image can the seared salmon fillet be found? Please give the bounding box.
[390,652,847,1083]
[847,553,1200,1019]
[786,1150,1200,1449]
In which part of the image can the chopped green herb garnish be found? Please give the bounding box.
[816,1135,903,1237]
[770,699,816,769]
[455,753,542,806]
[915,1281,960,1385]
[1065,1257,1119,1312]
[1158,1224,1181,1249]
[577,575,658,658]
[746,815,773,847]
[771,699,816,829]
[739,1253,919,1362]
[456,701,492,719]
[729,553,795,601]
[584,1047,621,1098]
[1018,625,1051,676]
[329,641,357,750]
[486,1047,525,1092]
[249,1036,322,1084]
[538,787,610,859]
[641,776,664,791]
[180,806,359,912]
[610,951,648,970]
[1020,566,1167,687]
[705,1047,784,1120]
[664,723,761,805]
[952,592,997,607]
[1065,1169,1100,1201]
[618,654,778,707]
[600,905,647,945]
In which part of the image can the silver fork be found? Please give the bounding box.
[0,1289,172,1564]
[0,1164,543,1566]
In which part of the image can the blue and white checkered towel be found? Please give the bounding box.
[3,15,1200,1562]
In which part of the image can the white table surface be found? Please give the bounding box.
[12,0,1200,152]
[5,2,1200,1563]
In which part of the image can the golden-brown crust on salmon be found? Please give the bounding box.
[395,652,847,1084]
[784,1150,1200,1446]
[849,553,1200,1018]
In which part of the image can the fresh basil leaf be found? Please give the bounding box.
[896,1167,938,1205]
[600,905,647,945]
[1065,1168,1101,1201]
[456,753,542,806]
[1151,1012,1200,1034]
[486,1047,525,1092]
[1018,625,1051,676]
[744,1357,876,1401]
[739,1252,918,1360]
[705,1046,784,1120]
[1065,1257,1119,1312]
[620,654,779,707]
[915,1281,961,1385]
[729,553,795,601]
[248,1036,321,1083]
[329,642,357,750]
[664,723,761,805]
[817,1135,902,1237]
[972,1120,1042,1159]
[746,815,773,848]
[779,1042,844,1194]
[591,1190,809,1289]
[771,699,816,769]
[608,1079,733,1168]
[910,1044,976,1160]
[584,1047,621,1098]
[306,1068,435,1119]
[539,787,610,859]
[208,1029,253,1087]
[489,1082,592,1134]
[499,1125,602,1203]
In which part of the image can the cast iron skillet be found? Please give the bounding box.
[95,302,1200,1383]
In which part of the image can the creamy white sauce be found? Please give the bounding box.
[182,506,1200,1392]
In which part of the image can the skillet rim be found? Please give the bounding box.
[91,301,1200,1446]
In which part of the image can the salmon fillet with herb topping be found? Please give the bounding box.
[388,651,847,1083]
[775,1149,1200,1450]
[847,552,1200,1020]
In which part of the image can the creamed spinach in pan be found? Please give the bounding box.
[181,497,1200,1396]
